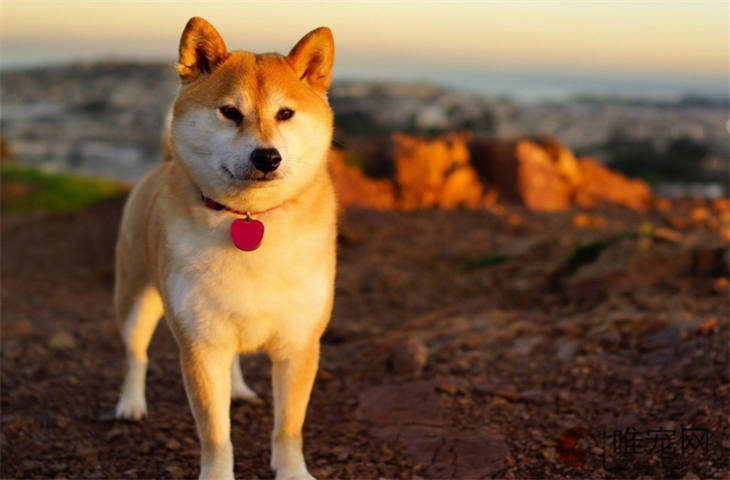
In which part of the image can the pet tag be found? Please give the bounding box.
[230,216,264,251]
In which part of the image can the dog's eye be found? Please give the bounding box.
[276,108,295,121]
[219,105,243,124]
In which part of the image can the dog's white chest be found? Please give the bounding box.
[164,216,332,353]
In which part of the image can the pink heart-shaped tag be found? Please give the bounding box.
[230,218,264,251]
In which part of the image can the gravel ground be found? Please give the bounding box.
[2,198,728,479]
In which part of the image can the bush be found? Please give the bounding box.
[1,166,127,213]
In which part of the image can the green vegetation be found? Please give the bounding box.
[1,166,127,213]
[605,134,708,183]
[343,151,365,170]
[466,253,510,269]
[564,234,630,273]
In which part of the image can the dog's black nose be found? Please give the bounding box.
[250,148,281,173]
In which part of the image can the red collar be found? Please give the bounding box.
[201,193,288,218]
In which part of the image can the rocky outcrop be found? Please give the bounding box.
[331,133,653,212]
[392,132,483,210]
[573,156,652,209]
[328,149,395,210]
[472,136,652,211]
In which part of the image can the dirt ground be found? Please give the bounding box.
[1,197,728,479]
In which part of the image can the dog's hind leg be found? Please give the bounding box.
[115,285,163,420]
[231,355,261,402]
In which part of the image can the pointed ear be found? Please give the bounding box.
[287,27,334,93]
[176,17,229,83]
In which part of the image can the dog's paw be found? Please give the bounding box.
[115,396,147,421]
[275,471,316,480]
[231,383,262,404]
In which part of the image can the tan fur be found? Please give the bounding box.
[114,17,336,480]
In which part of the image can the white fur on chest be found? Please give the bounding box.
[164,210,332,354]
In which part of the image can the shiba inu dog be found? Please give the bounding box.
[113,16,336,480]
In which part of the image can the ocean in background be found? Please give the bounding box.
[335,63,729,103]
[2,52,728,104]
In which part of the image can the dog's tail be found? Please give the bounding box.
[161,106,174,162]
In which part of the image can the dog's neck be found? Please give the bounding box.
[200,193,290,218]
[165,157,333,224]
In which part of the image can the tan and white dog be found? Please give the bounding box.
[113,17,336,480]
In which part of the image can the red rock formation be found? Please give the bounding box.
[471,137,652,211]
[330,134,652,212]
[470,138,572,211]
[392,132,482,210]
[328,149,395,210]
[573,157,652,210]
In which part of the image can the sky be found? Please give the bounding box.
[1,1,728,99]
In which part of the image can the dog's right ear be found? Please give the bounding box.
[176,17,229,83]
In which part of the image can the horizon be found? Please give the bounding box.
[1,1,728,101]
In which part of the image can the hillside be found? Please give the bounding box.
[1,60,728,479]
[1,62,727,195]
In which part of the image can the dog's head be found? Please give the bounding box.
[170,17,334,209]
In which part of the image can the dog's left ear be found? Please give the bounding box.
[287,27,334,93]
[176,17,229,83]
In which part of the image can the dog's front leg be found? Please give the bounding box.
[180,346,235,480]
[270,343,320,480]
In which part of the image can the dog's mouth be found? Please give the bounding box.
[246,173,279,183]
[222,166,281,184]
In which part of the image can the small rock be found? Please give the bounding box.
[390,338,428,375]
[165,465,186,480]
[690,207,710,223]
[654,197,672,211]
[474,382,519,401]
[56,416,72,428]
[572,213,592,228]
[2,319,34,337]
[694,318,717,334]
[50,463,67,472]
[20,460,42,472]
[461,332,485,349]
[681,472,700,480]
[712,197,729,212]
[74,447,99,459]
[494,384,519,401]
[653,227,682,243]
[510,336,543,356]
[518,389,552,403]
[166,439,181,450]
[436,378,469,395]
[48,332,77,351]
[556,339,578,361]
[713,277,729,293]
[437,382,458,395]
[332,445,349,462]
[99,321,118,336]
